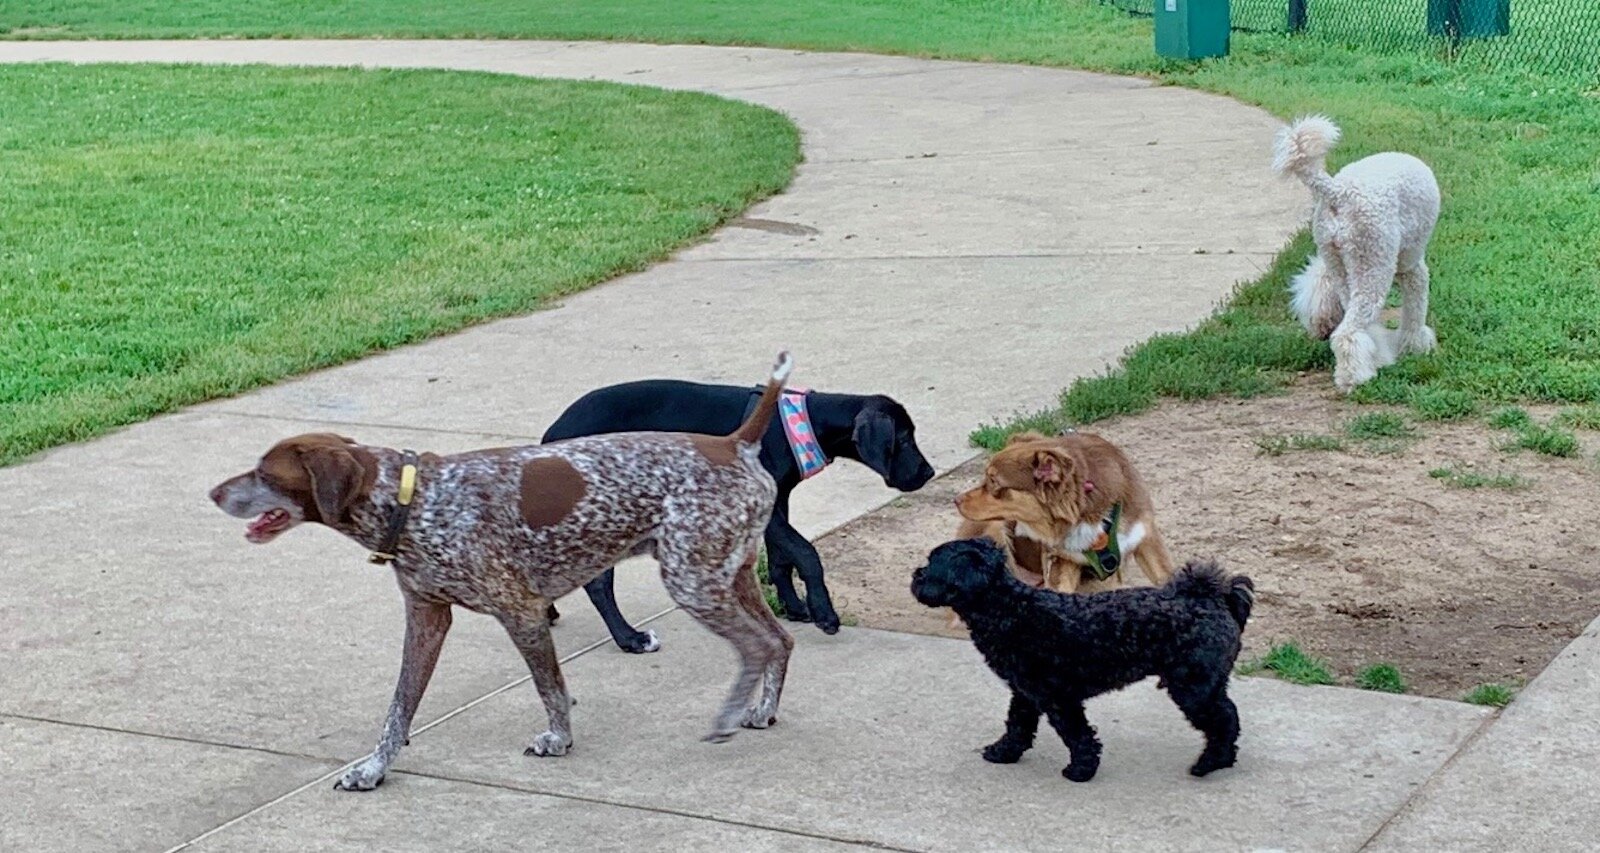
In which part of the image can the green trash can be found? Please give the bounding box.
[1154,0,1230,60]
[1427,0,1511,39]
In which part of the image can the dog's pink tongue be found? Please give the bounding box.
[245,512,278,543]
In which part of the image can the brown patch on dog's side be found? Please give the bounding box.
[689,434,739,467]
[520,457,587,529]
[822,378,1600,699]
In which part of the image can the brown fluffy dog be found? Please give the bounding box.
[954,431,1174,596]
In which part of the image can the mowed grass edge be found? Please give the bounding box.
[6,1,1590,437]
[0,63,800,465]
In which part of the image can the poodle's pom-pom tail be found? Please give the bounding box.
[1172,561,1254,630]
[1289,254,1342,338]
[1272,115,1341,183]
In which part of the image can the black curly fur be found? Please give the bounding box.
[912,538,1253,782]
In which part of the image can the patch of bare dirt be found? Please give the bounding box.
[820,379,1600,699]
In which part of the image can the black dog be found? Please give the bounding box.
[911,539,1252,782]
[544,379,935,650]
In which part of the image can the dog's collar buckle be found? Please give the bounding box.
[369,450,420,566]
[1081,503,1123,582]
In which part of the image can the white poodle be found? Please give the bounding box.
[1273,116,1440,392]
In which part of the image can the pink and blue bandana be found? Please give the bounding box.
[779,388,829,480]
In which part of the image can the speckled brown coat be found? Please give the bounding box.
[211,354,798,791]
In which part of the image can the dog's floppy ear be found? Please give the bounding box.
[852,409,897,478]
[951,538,1008,593]
[302,446,364,524]
[965,538,1011,577]
[1031,448,1075,487]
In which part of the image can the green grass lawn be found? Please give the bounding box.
[0,63,798,465]
[4,1,1598,449]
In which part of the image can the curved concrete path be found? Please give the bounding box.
[0,41,1495,853]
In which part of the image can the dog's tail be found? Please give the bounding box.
[1172,561,1254,631]
[1272,115,1340,199]
[1289,254,1343,338]
[732,351,794,446]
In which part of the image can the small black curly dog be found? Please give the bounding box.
[911,538,1253,782]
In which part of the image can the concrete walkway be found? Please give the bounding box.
[0,40,1545,852]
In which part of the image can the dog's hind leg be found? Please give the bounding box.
[336,593,453,791]
[497,593,575,758]
[982,689,1041,764]
[1169,680,1240,777]
[733,551,796,729]
[663,543,791,743]
[1395,247,1436,355]
[1044,701,1102,783]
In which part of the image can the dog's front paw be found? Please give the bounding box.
[1062,762,1098,783]
[1190,749,1237,778]
[1333,337,1379,393]
[740,705,778,730]
[334,757,388,792]
[618,629,660,654]
[523,730,572,757]
[1333,364,1374,394]
[810,608,841,635]
[779,601,812,623]
[981,739,1028,764]
[702,728,736,744]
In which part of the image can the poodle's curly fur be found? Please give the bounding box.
[912,539,1252,782]
[1274,115,1441,392]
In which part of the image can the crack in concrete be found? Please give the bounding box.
[0,713,340,765]
[156,606,679,852]
[1352,708,1503,851]
[386,768,923,852]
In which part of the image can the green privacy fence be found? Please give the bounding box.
[1101,0,1600,79]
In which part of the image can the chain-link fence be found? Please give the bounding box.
[1100,0,1600,79]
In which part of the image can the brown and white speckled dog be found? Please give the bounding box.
[210,353,798,791]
